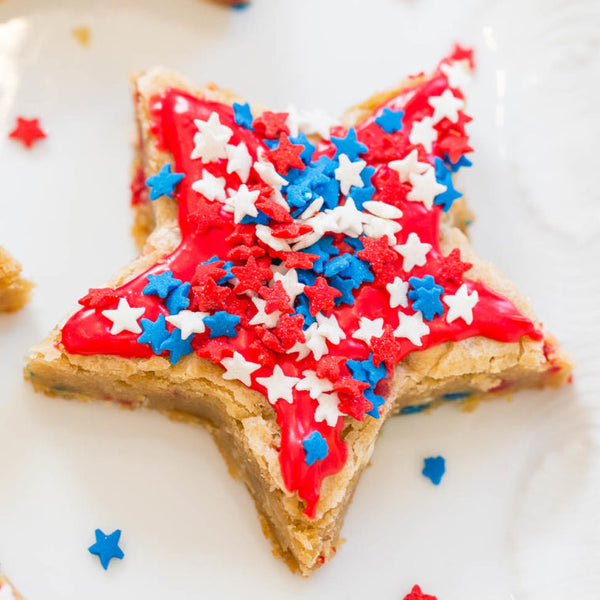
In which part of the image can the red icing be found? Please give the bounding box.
[60,49,542,517]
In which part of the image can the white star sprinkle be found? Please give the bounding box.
[361,213,402,244]
[256,365,300,405]
[297,107,338,139]
[394,232,432,271]
[273,268,305,304]
[334,154,366,195]
[314,392,343,427]
[255,224,292,252]
[191,170,226,202]
[249,297,281,329]
[296,370,334,399]
[315,312,345,345]
[329,197,365,237]
[388,148,430,182]
[394,311,430,346]
[443,283,479,324]
[254,161,288,190]
[221,351,261,387]
[287,321,329,360]
[223,184,260,223]
[386,276,409,309]
[190,112,233,163]
[101,298,145,335]
[407,167,447,209]
[285,103,302,138]
[352,316,385,344]
[166,310,209,339]
[409,116,437,153]
[428,89,465,125]
[225,142,252,183]
[440,60,472,90]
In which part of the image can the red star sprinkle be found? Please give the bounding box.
[357,235,398,274]
[436,248,473,282]
[190,278,231,312]
[192,260,226,285]
[273,313,305,350]
[333,376,369,397]
[371,325,402,369]
[437,133,473,163]
[337,391,372,421]
[227,244,266,261]
[253,111,290,139]
[277,251,318,269]
[78,288,120,310]
[248,339,276,368]
[226,224,257,247]
[315,355,347,380]
[187,200,225,235]
[230,256,273,294]
[402,584,438,600]
[304,276,342,316]
[195,339,233,363]
[255,198,293,224]
[265,133,305,175]
[9,117,47,148]
[450,43,475,68]
[256,326,285,353]
[259,281,292,314]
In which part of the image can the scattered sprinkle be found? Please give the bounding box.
[422,456,445,485]
[88,528,124,570]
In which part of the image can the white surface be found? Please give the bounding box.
[0,0,598,598]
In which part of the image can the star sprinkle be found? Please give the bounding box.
[302,431,329,465]
[394,233,432,271]
[402,585,438,600]
[407,167,447,209]
[253,111,289,139]
[101,298,145,335]
[266,133,305,175]
[78,287,120,310]
[331,127,367,160]
[443,283,479,324]
[88,528,124,570]
[233,102,253,129]
[314,392,343,427]
[422,456,445,485]
[165,282,191,314]
[143,271,182,298]
[221,351,261,386]
[249,297,281,328]
[296,370,334,399]
[160,328,194,364]
[409,116,437,153]
[315,312,345,345]
[145,164,184,200]
[138,314,170,353]
[304,277,342,315]
[256,365,300,404]
[408,275,444,321]
[352,316,384,344]
[192,170,227,202]
[388,148,429,182]
[393,311,430,346]
[371,325,402,369]
[375,108,404,133]
[289,132,315,163]
[254,161,288,190]
[273,268,305,304]
[386,276,409,308]
[433,157,462,211]
[297,107,337,139]
[203,311,241,338]
[428,89,465,125]
[441,59,471,89]
[166,309,209,339]
[9,117,46,148]
[223,183,260,223]
[191,112,233,162]
[334,154,366,195]
[225,142,253,182]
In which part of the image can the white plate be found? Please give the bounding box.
[0,0,598,598]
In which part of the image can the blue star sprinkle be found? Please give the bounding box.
[294,294,316,328]
[365,387,385,418]
[302,431,329,465]
[329,275,355,306]
[160,328,194,364]
[349,184,376,209]
[338,254,374,288]
[137,314,170,354]
[422,456,446,485]
[289,132,316,164]
[203,311,241,338]
[443,391,471,401]
[433,158,462,212]
[408,275,444,321]
[233,102,253,129]
[145,164,184,201]
[143,270,182,299]
[165,282,191,315]
[88,528,124,570]
[400,402,431,415]
[331,127,368,160]
[375,107,405,133]
[444,152,472,173]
